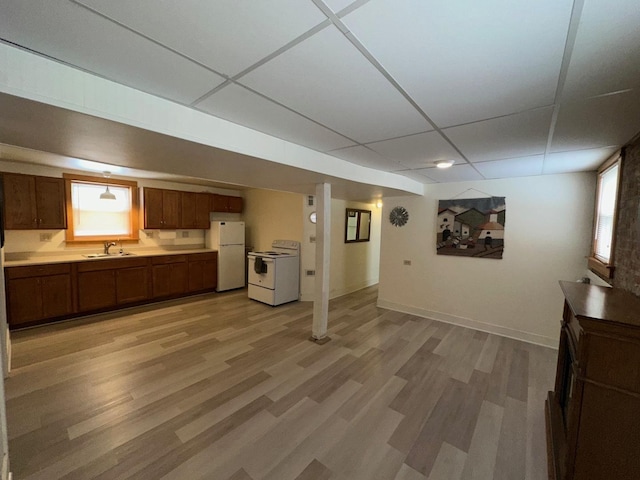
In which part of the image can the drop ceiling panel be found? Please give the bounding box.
[414,164,484,183]
[76,0,326,77]
[393,169,437,184]
[323,0,358,14]
[543,147,619,174]
[330,145,405,171]
[240,25,430,143]
[551,90,640,152]
[444,107,553,162]
[198,84,355,152]
[366,131,463,169]
[474,155,544,179]
[562,0,640,99]
[0,1,225,105]
[342,0,572,127]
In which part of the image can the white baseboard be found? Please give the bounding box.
[300,279,378,302]
[2,453,10,480]
[5,329,10,375]
[329,279,378,300]
[376,298,558,349]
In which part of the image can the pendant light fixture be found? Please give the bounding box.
[99,171,116,200]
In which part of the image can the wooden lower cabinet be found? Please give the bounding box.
[77,257,150,312]
[5,252,218,327]
[188,252,217,292]
[7,277,41,325]
[152,256,188,298]
[78,270,116,311]
[546,281,640,480]
[5,264,72,326]
[116,267,149,304]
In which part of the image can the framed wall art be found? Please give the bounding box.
[436,196,506,259]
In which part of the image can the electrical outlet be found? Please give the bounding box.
[309,236,316,243]
[39,233,52,242]
[306,270,316,276]
[403,260,411,266]
[181,231,189,238]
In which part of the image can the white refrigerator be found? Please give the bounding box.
[206,221,245,292]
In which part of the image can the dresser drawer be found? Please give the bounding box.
[585,334,640,394]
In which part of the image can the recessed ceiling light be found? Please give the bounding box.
[435,160,455,169]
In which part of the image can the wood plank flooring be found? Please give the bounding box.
[5,286,558,480]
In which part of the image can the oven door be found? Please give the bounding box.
[248,256,276,289]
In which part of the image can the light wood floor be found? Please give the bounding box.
[5,286,557,480]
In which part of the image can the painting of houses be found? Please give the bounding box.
[436,197,506,259]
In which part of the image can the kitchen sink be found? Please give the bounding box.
[83,252,136,258]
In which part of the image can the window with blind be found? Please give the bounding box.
[589,153,621,280]
[64,174,139,242]
[593,163,619,262]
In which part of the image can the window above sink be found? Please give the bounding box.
[64,173,140,243]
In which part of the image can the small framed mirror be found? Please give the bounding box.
[345,208,371,243]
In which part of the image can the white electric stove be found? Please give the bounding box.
[247,240,300,306]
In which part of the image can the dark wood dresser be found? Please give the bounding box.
[546,281,640,479]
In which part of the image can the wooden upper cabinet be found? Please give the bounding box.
[144,188,163,229]
[144,187,181,229]
[3,173,66,230]
[162,190,180,228]
[195,193,211,228]
[180,192,210,229]
[181,192,196,229]
[227,196,243,213]
[35,176,67,229]
[3,174,36,229]
[211,194,243,213]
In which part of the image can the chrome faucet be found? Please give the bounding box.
[104,241,117,254]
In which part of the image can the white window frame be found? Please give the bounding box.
[588,152,621,281]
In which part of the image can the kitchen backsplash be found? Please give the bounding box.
[4,210,243,255]
[3,228,207,255]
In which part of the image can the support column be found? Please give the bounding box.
[311,182,331,344]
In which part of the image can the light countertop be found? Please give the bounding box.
[4,248,217,267]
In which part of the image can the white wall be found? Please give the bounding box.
[378,173,596,347]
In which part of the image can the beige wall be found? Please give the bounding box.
[243,189,304,251]
[300,196,381,300]
[329,199,381,299]
[378,172,596,347]
[244,189,381,300]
